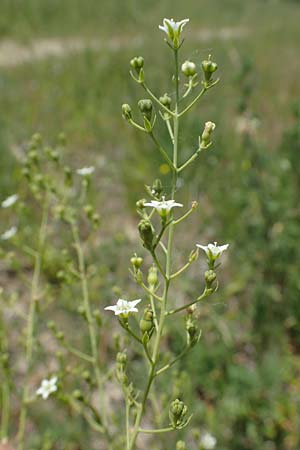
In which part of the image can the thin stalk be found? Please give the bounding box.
[138,427,173,434]
[71,224,109,437]
[167,288,214,315]
[127,46,181,450]
[1,379,10,442]
[17,194,49,450]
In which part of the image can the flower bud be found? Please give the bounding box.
[176,441,186,450]
[152,178,163,196]
[139,307,154,334]
[205,269,217,288]
[147,265,158,287]
[159,93,172,109]
[130,56,144,71]
[202,55,218,82]
[189,248,199,263]
[138,219,154,250]
[116,351,127,366]
[186,316,199,347]
[136,198,146,210]
[122,104,132,121]
[138,99,153,120]
[201,121,216,149]
[82,370,92,383]
[64,166,73,186]
[92,310,102,327]
[181,60,197,77]
[73,390,84,401]
[130,255,143,270]
[169,399,188,429]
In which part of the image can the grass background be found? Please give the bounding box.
[1,0,300,449]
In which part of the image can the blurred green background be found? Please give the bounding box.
[1,0,300,449]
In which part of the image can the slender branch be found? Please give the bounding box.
[170,260,193,280]
[173,206,196,226]
[178,87,206,117]
[155,345,189,377]
[177,148,201,173]
[17,193,49,450]
[141,82,175,117]
[138,282,162,302]
[71,224,109,433]
[149,132,176,171]
[138,426,174,434]
[166,288,214,315]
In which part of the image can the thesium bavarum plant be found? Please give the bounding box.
[0,18,228,450]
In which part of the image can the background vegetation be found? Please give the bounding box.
[1,0,300,449]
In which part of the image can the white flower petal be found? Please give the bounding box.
[1,226,17,240]
[1,194,19,208]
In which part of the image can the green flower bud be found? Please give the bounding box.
[202,55,218,82]
[56,331,65,341]
[181,60,197,77]
[186,316,199,347]
[205,269,217,288]
[136,198,146,210]
[82,370,91,383]
[64,166,73,186]
[130,56,144,71]
[73,390,84,401]
[159,93,172,109]
[92,310,102,327]
[169,399,188,429]
[130,255,143,269]
[122,104,132,121]
[116,351,127,366]
[139,307,154,334]
[176,441,186,450]
[189,248,199,263]
[152,178,163,196]
[50,150,59,163]
[138,219,154,250]
[138,99,153,120]
[201,121,216,149]
[77,305,86,317]
[147,265,158,287]
[47,321,56,331]
[84,204,94,219]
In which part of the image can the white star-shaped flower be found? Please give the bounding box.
[77,166,95,176]
[1,194,19,208]
[144,196,183,215]
[196,242,229,260]
[1,226,17,241]
[159,18,189,37]
[200,432,217,449]
[36,376,58,400]
[104,298,141,316]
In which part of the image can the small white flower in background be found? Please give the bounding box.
[36,376,58,400]
[1,226,17,241]
[196,242,229,260]
[104,298,141,316]
[76,166,95,176]
[144,196,183,216]
[200,432,217,449]
[159,18,189,47]
[1,194,19,208]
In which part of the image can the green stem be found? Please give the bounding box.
[142,82,175,117]
[177,148,201,172]
[149,132,176,171]
[167,288,214,315]
[17,194,49,450]
[71,224,110,438]
[128,46,181,450]
[138,426,173,434]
